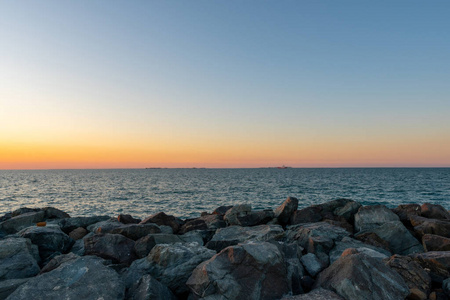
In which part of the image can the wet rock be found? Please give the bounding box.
[411,215,450,239]
[409,251,450,283]
[126,274,177,300]
[384,255,431,298]
[146,242,216,296]
[290,207,322,225]
[68,227,88,240]
[334,201,362,223]
[354,205,400,232]
[281,288,344,300]
[84,233,136,265]
[329,237,391,264]
[421,203,450,220]
[39,252,79,274]
[104,223,162,240]
[392,204,421,226]
[422,234,450,251]
[212,205,233,216]
[19,226,74,261]
[236,209,275,227]
[300,253,324,277]
[179,218,208,234]
[0,237,40,280]
[0,211,46,234]
[118,214,141,224]
[274,197,298,225]
[0,278,30,299]
[187,241,290,300]
[57,215,110,233]
[7,256,125,300]
[314,252,409,300]
[140,212,183,234]
[206,224,285,252]
[223,204,252,225]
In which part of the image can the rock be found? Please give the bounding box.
[159,225,173,234]
[187,241,290,300]
[0,237,40,280]
[316,199,356,215]
[0,212,12,223]
[118,214,141,224]
[323,219,354,234]
[354,232,392,252]
[42,207,70,219]
[68,227,88,240]
[314,252,409,300]
[334,201,362,223]
[11,207,41,217]
[274,197,298,225]
[422,234,450,251]
[300,253,324,277]
[212,205,233,216]
[286,222,350,250]
[306,236,334,266]
[289,207,322,225]
[409,288,428,300]
[39,252,79,274]
[179,218,208,234]
[7,256,125,300]
[146,242,216,296]
[421,203,450,220]
[411,216,450,238]
[84,233,136,265]
[276,242,304,295]
[384,255,431,298]
[0,211,46,234]
[236,209,275,227]
[126,274,177,300]
[281,288,344,299]
[329,237,391,264]
[409,251,450,283]
[87,218,123,233]
[56,215,110,233]
[206,224,285,252]
[443,278,450,296]
[104,223,162,240]
[19,226,74,261]
[0,278,31,300]
[69,232,94,256]
[223,204,252,225]
[134,234,184,258]
[354,205,400,232]
[140,212,183,234]
[362,221,424,255]
[199,214,226,230]
[300,276,315,293]
[392,204,422,226]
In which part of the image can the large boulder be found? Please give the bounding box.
[0,237,40,280]
[102,223,161,240]
[354,205,400,232]
[19,226,74,261]
[392,204,421,226]
[187,242,290,300]
[199,214,226,230]
[274,197,298,225]
[314,252,409,300]
[409,251,450,283]
[7,256,125,300]
[223,204,252,225]
[87,218,123,233]
[410,215,450,238]
[39,252,79,274]
[144,242,216,296]
[126,274,177,300]
[0,211,46,234]
[384,255,432,298]
[0,278,31,300]
[41,207,70,219]
[68,227,88,240]
[300,253,324,277]
[235,210,275,227]
[206,225,285,252]
[56,215,110,233]
[134,234,184,258]
[84,233,136,265]
[329,237,391,264]
[140,212,183,234]
[289,207,322,225]
[281,288,344,300]
[422,234,450,251]
[117,214,141,224]
[334,201,362,223]
[421,203,450,220]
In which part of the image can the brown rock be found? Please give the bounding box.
[290,206,322,225]
[117,214,141,224]
[422,234,450,251]
[178,218,207,234]
[408,288,427,300]
[139,212,183,234]
[212,205,233,216]
[68,227,88,240]
[274,197,298,225]
[84,233,136,265]
[354,232,392,253]
[421,203,450,220]
[410,216,450,239]
[392,204,421,226]
[409,251,450,283]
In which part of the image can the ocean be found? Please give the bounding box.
[0,168,449,219]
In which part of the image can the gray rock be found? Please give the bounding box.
[329,237,391,264]
[145,242,216,295]
[69,232,94,256]
[206,225,285,252]
[443,277,450,296]
[354,205,400,232]
[300,253,324,277]
[0,278,31,300]
[0,237,40,280]
[19,226,74,261]
[200,214,226,230]
[410,215,450,239]
[57,215,110,233]
[281,288,344,299]
[134,234,184,258]
[6,256,125,300]
[68,227,88,240]
[421,203,450,220]
[187,241,290,300]
[286,222,350,250]
[126,274,177,300]
[105,223,162,240]
[314,252,409,300]
[140,212,183,234]
[84,233,136,265]
[39,252,79,274]
[290,207,322,225]
[122,257,153,290]
[178,218,207,234]
[409,251,450,283]
[159,225,173,234]
[86,218,123,233]
[0,211,46,234]
[276,242,304,295]
[180,230,204,245]
[422,234,450,251]
[236,210,275,227]
[392,204,422,225]
[274,197,298,224]
[224,204,252,225]
[212,205,233,216]
[41,207,70,219]
[334,201,362,223]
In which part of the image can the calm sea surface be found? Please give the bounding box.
[0,168,449,219]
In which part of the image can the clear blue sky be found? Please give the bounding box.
[1,1,449,168]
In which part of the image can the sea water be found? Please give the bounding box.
[0,168,449,219]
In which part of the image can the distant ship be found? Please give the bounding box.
[277,165,291,169]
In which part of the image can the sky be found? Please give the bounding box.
[1,1,449,169]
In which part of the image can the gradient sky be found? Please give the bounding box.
[1,1,449,169]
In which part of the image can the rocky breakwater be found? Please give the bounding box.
[0,199,449,300]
